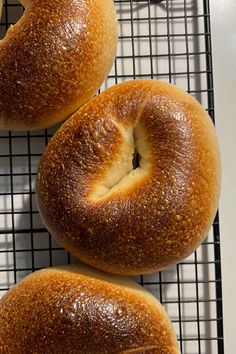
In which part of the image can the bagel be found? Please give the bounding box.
[0,264,180,353]
[0,0,117,131]
[36,79,221,275]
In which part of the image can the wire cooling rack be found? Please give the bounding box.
[0,1,224,353]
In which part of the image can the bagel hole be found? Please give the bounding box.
[89,124,151,200]
[132,149,141,170]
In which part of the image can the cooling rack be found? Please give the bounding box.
[0,0,224,353]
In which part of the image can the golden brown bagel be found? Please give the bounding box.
[0,0,117,131]
[36,79,221,275]
[0,264,180,353]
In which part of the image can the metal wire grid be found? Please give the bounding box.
[0,0,224,353]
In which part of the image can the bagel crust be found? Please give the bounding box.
[36,80,221,275]
[0,0,117,130]
[0,265,180,353]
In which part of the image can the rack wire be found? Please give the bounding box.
[0,0,224,353]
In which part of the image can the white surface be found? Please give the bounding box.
[211,1,236,353]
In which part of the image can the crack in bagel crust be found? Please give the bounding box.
[0,0,2,22]
[36,79,221,275]
[118,345,177,353]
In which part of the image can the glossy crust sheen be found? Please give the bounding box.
[0,0,117,130]
[0,265,180,354]
[36,80,221,275]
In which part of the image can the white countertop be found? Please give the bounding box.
[211,1,236,352]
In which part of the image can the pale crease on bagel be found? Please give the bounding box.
[0,0,2,21]
[0,264,180,353]
[36,79,221,275]
[0,0,117,131]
